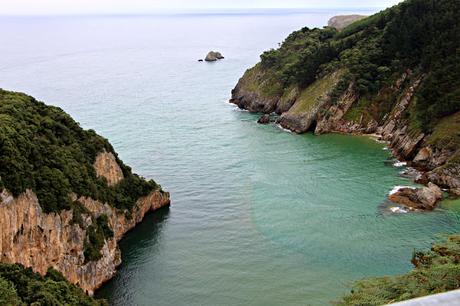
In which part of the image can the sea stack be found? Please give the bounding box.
[205,51,224,62]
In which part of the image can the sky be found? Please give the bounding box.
[0,0,403,15]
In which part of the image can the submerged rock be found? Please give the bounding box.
[388,182,443,210]
[257,114,270,124]
[205,51,224,62]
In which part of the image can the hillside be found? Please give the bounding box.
[339,235,460,305]
[230,0,459,207]
[0,89,170,294]
[0,263,105,305]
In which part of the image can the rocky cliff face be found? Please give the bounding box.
[0,151,170,295]
[93,151,124,186]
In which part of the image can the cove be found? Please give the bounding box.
[0,12,459,306]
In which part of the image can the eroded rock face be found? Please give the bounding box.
[427,165,460,195]
[388,183,443,210]
[0,152,170,295]
[93,151,124,186]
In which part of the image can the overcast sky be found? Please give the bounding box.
[1,0,403,15]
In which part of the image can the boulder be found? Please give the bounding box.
[205,51,224,62]
[388,182,443,210]
[413,147,432,163]
[257,114,270,124]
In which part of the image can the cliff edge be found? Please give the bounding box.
[0,89,170,295]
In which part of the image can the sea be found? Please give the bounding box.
[1,9,460,305]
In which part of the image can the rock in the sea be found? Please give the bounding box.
[257,114,270,124]
[205,51,224,62]
[388,182,443,210]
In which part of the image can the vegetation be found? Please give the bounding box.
[0,89,166,262]
[0,89,159,214]
[339,235,460,305]
[84,215,114,262]
[256,0,459,132]
[0,263,106,305]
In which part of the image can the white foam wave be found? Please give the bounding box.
[393,161,407,167]
[389,185,416,195]
[276,124,293,133]
[389,206,408,214]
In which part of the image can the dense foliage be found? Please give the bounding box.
[0,89,159,214]
[0,263,106,305]
[258,0,459,131]
[340,235,460,305]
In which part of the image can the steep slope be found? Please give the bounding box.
[0,89,170,294]
[230,0,459,205]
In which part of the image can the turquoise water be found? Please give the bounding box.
[1,11,460,306]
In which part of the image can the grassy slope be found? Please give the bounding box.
[339,236,460,305]
[286,72,341,116]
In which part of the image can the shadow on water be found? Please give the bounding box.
[94,207,170,303]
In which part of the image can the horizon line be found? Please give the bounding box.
[0,7,384,17]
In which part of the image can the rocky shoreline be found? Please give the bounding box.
[230,70,459,210]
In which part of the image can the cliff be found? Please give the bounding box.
[230,0,459,207]
[0,89,170,295]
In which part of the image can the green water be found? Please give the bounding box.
[1,12,459,306]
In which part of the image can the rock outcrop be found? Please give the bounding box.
[93,151,124,186]
[257,114,270,124]
[205,51,224,62]
[0,152,170,295]
[328,15,367,30]
[388,183,443,210]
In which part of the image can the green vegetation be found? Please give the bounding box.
[339,235,460,305]
[0,89,166,262]
[0,263,106,305]
[84,214,114,262]
[255,0,459,132]
[287,71,342,115]
[0,89,159,214]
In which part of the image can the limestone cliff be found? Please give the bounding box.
[0,151,170,295]
[93,151,124,186]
